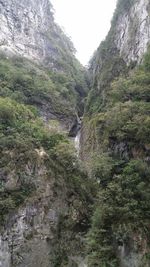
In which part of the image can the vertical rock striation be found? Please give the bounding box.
[0,0,73,69]
[114,0,150,63]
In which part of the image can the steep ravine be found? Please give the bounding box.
[0,0,150,266]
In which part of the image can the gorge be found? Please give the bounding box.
[0,0,150,266]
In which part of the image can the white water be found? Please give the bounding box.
[74,131,81,157]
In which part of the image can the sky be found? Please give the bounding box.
[51,0,117,66]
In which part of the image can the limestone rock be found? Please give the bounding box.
[0,0,74,70]
[114,0,150,63]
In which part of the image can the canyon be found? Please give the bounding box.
[0,0,150,266]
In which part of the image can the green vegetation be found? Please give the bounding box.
[86,32,128,115]
[0,92,96,267]
[0,96,94,231]
[0,97,65,222]
[0,54,87,119]
[86,47,150,266]
[0,1,149,265]
[0,19,91,265]
[0,49,89,228]
[0,47,93,267]
[86,0,139,116]
[49,146,95,266]
[86,53,127,114]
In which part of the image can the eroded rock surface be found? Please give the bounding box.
[0,0,75,70]
[115,0,150,63]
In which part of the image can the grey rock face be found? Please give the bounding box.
[0,148,87,267]
[0,204,59,267]
[0,0,74,68]
[117,236,148,267]
[0,0,51,59]
[0,1,88,265]
[0,158,61,267]
[0,173,76,267]
[115,0,150,63]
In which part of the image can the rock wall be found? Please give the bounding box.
[0,152,88,267]
[81,1,150,266]
[114,0,150,63]
[0,0,75,69]
[0,0,88,128]
[0,1,88,267]
[0,190,63,267]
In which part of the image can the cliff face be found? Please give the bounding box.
[114,0,150,63]
[82,0,150,266]
[1,0,150,266]
[0,96,93,267]
[82,0,150,159]
[0,150,90,267]
[0,0,74,69]
[0,0,88,129]
[89,0,150,87]
[0,1,91,267]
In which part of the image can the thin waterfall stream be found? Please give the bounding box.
[68,115,82,156]
[74,129,81,157]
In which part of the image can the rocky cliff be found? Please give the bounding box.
[88,0,150,90]
[0,1,91,267]
[114,0,150,63]
[0,0,73,68]
[0,136,92,267]
[0,0,88,128]
[82,0,150,160]
[1,0,150,266]
[81,0,150,266]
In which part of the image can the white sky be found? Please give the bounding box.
[51,0,117,65]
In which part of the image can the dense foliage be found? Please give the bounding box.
[0,97,63,221]
[0,51,89,228]
[86,49,150,266]
[86,0,138,116]
[0,45,94,267]
[0,54,87,120]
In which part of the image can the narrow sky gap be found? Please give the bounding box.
[51,0,117,65]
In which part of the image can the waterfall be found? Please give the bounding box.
[74,130,81,156]
[68,114,82,157]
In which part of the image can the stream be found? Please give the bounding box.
[68,115,82,156]
[74,130,81,156]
